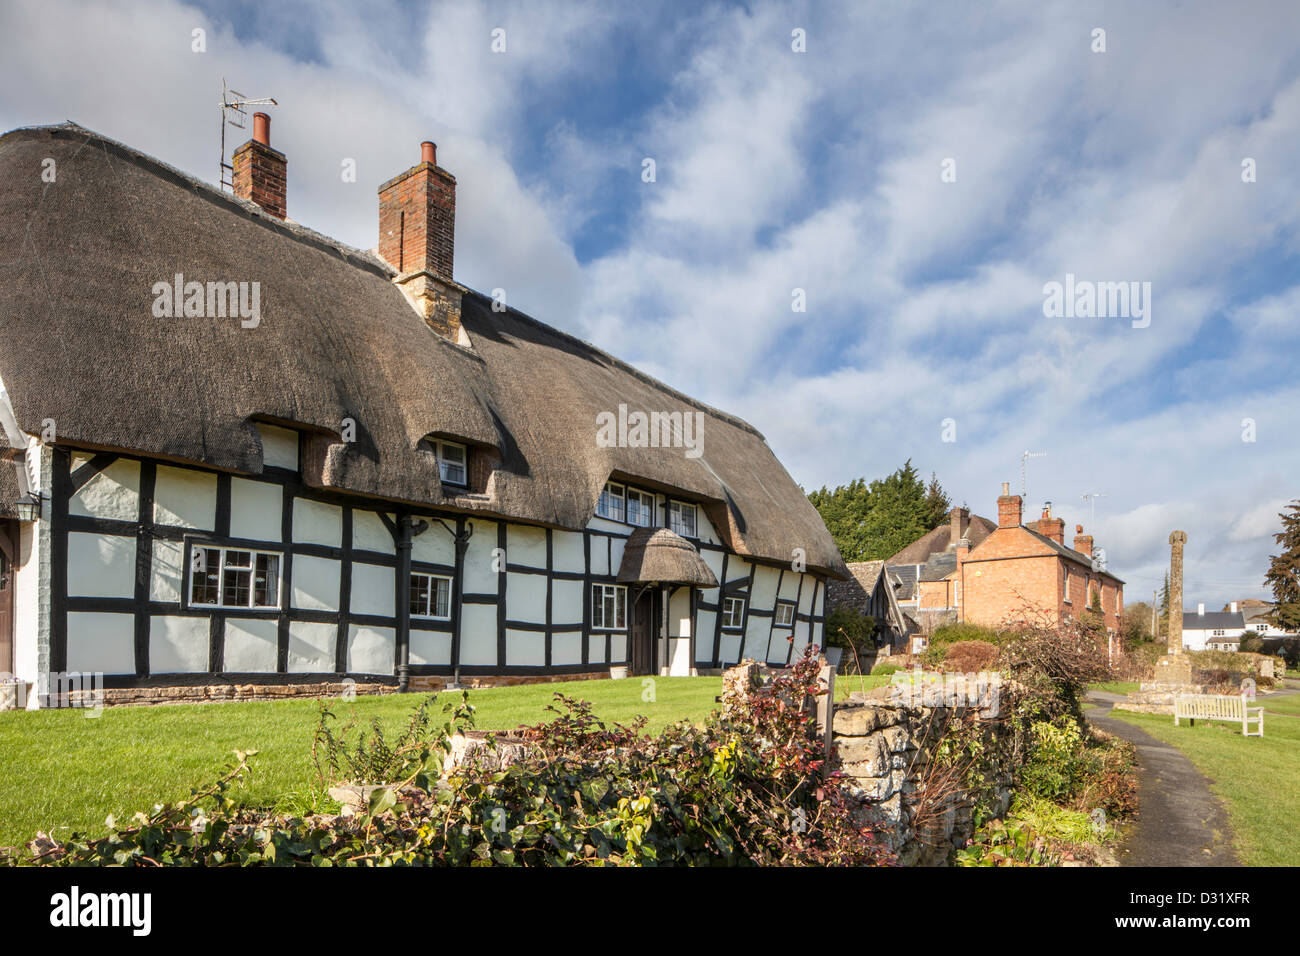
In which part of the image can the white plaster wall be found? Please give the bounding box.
[693,506,721,546]
[587,634,606,665]
[69,457,140,521]
[695,609,716,661]
[293,498,342,547]
[790,620,811,659]
[799,578,816,614]
[150,615,209,673]
[552,578,583,628]
[257,424,299,471]
[552,530,584,574]
[412,527,454,566]
[66,611,134,675]
[751,566,780,610]
[287,621,336,672]
[11,518,42,682]
[506,572,546,624]
[609,535,626,576]
[458,604,498,665]
[66,532,136,598]
[552,630,583,666]
[152,466,217,529]
[668,587,691,638]
[589,537,611,576]
[347,624,394,674]
[506,525,547,568]
[351,562,395,617]
[719,632,743,666]
[506,629,545,666]
[668,636,692,676]
[223,617,278,672]
[353,510,395,554]
[410,629,451,666]
[462,520,499,594]
[701,549,725,580]
[292,555,340,611]
[814,582,824,616]
[609,633,627,663]
[778,573,801,601]
[150,538,184,603]
[230,478,282,541]
[585,516,626,536]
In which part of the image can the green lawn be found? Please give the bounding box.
[0,676,722,851]
[1109,706,1300,866]
[1089,681,1139,696]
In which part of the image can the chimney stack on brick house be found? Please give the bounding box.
[1073,524,1093,558]
[232,112,287,220]
[949,506,970,548]
[378,141,465,342]
[997,482,1022,528]
[1035,501,1065,545]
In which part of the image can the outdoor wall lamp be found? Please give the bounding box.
[12,493,43,523]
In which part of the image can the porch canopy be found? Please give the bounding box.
[617,527,718,587]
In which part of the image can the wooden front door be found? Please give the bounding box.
[630,587,657,676]
[0,520,15,675]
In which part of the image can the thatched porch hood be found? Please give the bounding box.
[0,123,847,577]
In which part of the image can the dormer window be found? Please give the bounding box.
[626,488,654,528]
[597,481,626,521]
[668,500,697,538]
[434,439,467,486]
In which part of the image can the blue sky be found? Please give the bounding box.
[2,0,1299,609]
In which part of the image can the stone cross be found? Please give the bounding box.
[1168,530,1187,655]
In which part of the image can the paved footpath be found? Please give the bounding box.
[1085,693,1239,867]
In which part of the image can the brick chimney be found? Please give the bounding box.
[948,506,970,548]
[378,141,464,341]
[997,482,1021,529]
[1073,524,1093,557]
[1036,501,1065,545]
[232,113,287,220]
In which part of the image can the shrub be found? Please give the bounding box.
[825,607,876,674]
[941,640,1000,673]
[870,660,902,677]
[930,622,1000,649]
[12,650,892,868]
[1019,717,1088,802]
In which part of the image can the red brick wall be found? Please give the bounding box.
[232,140,287,219]
[378,162,456,278]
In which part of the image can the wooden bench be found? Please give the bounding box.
[1174,694,1264,737]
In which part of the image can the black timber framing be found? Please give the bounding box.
[47,445,827,686]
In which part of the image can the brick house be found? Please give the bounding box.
[954,484,1124,633]
[876,484,1124,638]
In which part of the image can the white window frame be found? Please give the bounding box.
[592,583,627,631]
[668,500,698,538]
[774,601,796,628]
[188,544,282,611]
[410,571,452,621]
[625,487,655,528]
[435,439,468,486]
[1063,568,1072,604]
[597,481,626,522]
[721,596,746,631]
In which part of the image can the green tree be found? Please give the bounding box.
[807,461,950,562]
[1265,501,1300,632]
[1121,600,1154,649]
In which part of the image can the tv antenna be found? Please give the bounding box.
[1081,491,1109,529]
[1020,450,1046,500]
[219,79,277,191]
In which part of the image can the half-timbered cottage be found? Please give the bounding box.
[0,119,845,707]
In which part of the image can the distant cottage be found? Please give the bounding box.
[0,118,845,707]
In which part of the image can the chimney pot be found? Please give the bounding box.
[232,114,286,220]
[1231,601,1238,613]
[1001,482,1010,495]
[1198,603,1205,616]
[1075,524,1083,534]
[421,140,437,165]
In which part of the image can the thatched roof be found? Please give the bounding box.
[617,527,718,586]
[0,123,846,576]
[0,449,23,518]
